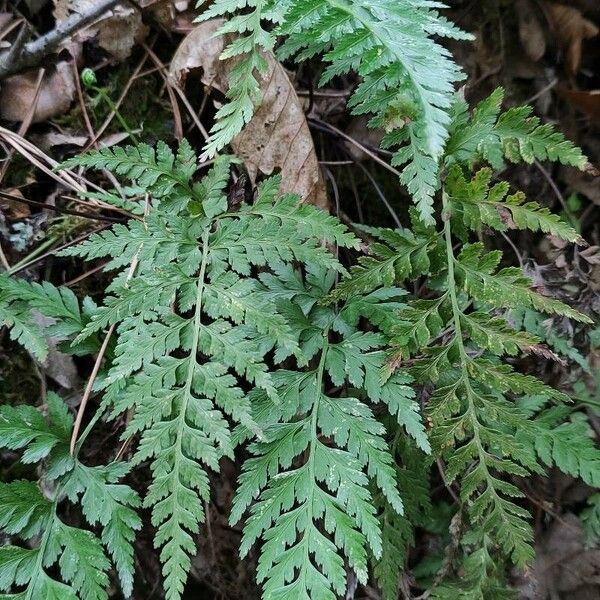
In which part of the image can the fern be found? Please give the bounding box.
[0,393,141,600]
[196,0,277,157]
[374,435,431,600]
[0,19,596,597]
[230,265,428,598]
[333,91,596,592]
[53,141,359,599]
[0,274,88,361]
[199,0,472,222]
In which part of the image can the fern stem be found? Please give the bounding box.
[172,228,210,505]
[441,190,489,477]
[304,330,330,570]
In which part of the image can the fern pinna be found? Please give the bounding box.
[0,392,141,600]
[230,266,428,599]
[59,142,363,599]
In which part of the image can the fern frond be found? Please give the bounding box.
[0,393,139,600]
[374,436,431,600]
[55,141,358,599]
[196,0,277,156]
[582,494,600,546]
[333,95,591,585]
[232,266,429,598]
[0,274,87,360]
[445,87,587,170]
[202,0,471,222]
[329,225,441,301]
[446,166,582,243]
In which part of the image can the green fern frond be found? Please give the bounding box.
[446,166,583,243]
[0,274,87,360]
[202,0,472,222]
[445,87,587,170]
[0,393,139,600]
[333,90,592,590]
[55,141,358,599]
[232,266,429,598]
[196,0,277,156]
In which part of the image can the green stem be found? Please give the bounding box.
[9,235,58,274]
[303,330,329,565]
[92,86,139,146]
[441,191,489,471]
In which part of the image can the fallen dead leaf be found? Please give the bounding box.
[0,12,14,31]
[516,0,548,62]
[542,1,599,74]
[0,188,30,219]
[169,19,328,209]
[54,1,148,61]
[0,62,76,122]
[344,116,385,162]
[30,130,88,152]
[515,1,599,74]
[34,314,80,389]
[561,166,600,205]
[519,514,600,599]
[96,5,148,61]
[138,0,175,29]
[559,88,600,122]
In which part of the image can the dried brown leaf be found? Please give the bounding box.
[53,1,148,61]
[559,88,600,122]
[0,188,30,219]
[516,0,548,62]
[0,12,14,31]
[0,62,75,122]
[169,20,328,209]
[561,166,600,205]
[542,1,599,73]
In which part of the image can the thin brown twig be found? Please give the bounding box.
[69,247,141,454]
[0,242,10,270]
[69,322,116,455]
[140,42,185,140]
[0,126,88,192]
[0,190,126,223]
[309,117,400,176]
[64,262,107,287]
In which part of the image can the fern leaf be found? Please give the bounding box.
[0,393,138,600]
[196,0,276,156]
[446,166,582,243]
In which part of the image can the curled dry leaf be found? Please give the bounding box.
[0,62,75,122]
[169,19,328,209]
